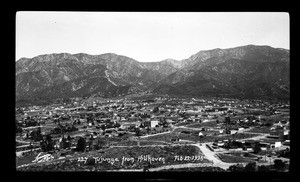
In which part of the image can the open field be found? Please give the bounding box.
[174,122,194,127]
[111,140,169,146]
[216,153,255,163]
[260,137,284,143]
[186,121,218,128]
[16,152,38,166]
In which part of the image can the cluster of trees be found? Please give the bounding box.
[16,108,24,115]
[23,119,40,127]
[228,159,287,172]
[59,135,72,149]
[51,124,78,134]
[53,116,70,124]
[30,128,43,141]
[140,113,151,119]
[277,148,290,158]
[74,136,108,152]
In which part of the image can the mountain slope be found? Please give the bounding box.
[154,45,290,99]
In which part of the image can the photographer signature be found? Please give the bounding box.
[32,153,54,163]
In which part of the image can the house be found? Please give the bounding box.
[238,127,244,131]
[166,119,175,124]
[120,123,138,130]
[270,141,282,148]
[144,120,159,128]
[283,130,290,140]
[283,140,290,146]
[226,129,238,135]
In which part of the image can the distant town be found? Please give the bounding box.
[15,92,290,172]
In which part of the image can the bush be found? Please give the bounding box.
[85,157,95,166]
[257,165,270,172]
[228,164,244,172]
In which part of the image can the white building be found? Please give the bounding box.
[145,120,159,128]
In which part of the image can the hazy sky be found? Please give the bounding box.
[16,12,289,62]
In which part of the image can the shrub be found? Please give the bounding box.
[244,162,256,172]
[273,159,285,171]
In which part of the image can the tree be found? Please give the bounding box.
[67,135,72,141]
[40,140,47,152]
[76,137,86,152]
[146,127,151,133]
[253,143,262,154]
[134,127,141,137]
[273,159,285,171]
[85,157,96,166]
[153,106,159,113]
[257,165,270,172]
[225,117,231,124]
[244,162,256,172]
[30,128,43,142]
[45,134,54,151]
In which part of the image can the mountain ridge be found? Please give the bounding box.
[16,45,290,105]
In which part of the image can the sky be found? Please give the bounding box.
[16,12,289,62]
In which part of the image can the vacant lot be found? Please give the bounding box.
[248,126,271,134]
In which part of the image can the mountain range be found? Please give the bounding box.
[16,45,290,106]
